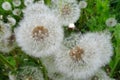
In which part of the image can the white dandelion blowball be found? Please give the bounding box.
[24,0,34,6]
[2,1,12,11]
[105,18,117,27]
[12,0,21,7]
[12,9,22,16]
[0,22,16,53]
[15,14,63,57]
[16,66,44,80]
[55,32,113,79]
[79,1,87,9]
[52,0,80,26]
[23,2,50,17]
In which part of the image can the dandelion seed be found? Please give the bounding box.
[79,1,87,9]
[2,1,12,11]
[106,18,117,27]
[15,14,63,57]
[12,0,21,7]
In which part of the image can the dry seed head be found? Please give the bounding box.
[69,46,84,61]
[32,26,48,41]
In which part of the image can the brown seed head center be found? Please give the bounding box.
[32,26,48,41]
[61,4,71,15]
[69,46,84,61]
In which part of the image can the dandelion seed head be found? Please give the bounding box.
[52,0,80,26]
[12,9,21,16]
[2,1,12,11]
[79,1,87,9]
[55,32,113,79]
[12,0,21,7]
[15,14,63,57]
[24,0,34,6]
[106,18,117,27]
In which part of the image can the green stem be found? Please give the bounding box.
[110,58,120,77]
[0,53,15,71]
[38,59,48,80]
[44,0,51,6]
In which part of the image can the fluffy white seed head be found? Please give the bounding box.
[16,66,44,80]
[52,0,80,26]
[24,0,34,6]
[15,14,63,57]
[7,16,16,26]
[23,2,50,17]
[12,0,21,7]
[2,1,12,11]
[106,18,117,27]
[12,9,21,16]
[79,1,87,9]
[0,22,16,53]
[55,32,113,79]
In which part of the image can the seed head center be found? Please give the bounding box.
[61,4,71,15]
[32,26,48,41]
[69,46,84,61]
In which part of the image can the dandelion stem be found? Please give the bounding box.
[110,58,120,77]
[0,53,15,71]
[38,58,48,80]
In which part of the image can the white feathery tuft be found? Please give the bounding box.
[52,0,80,26]
[55,32,113,79]
[15,13,63,57]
